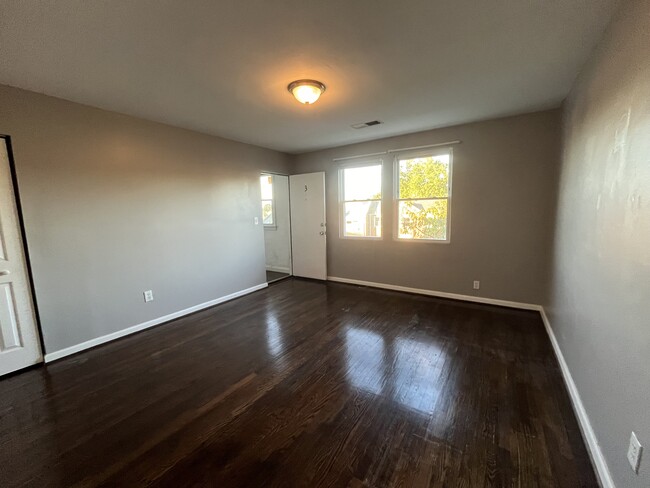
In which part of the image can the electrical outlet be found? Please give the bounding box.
[254,217,259,225]
[628,432,643,473]
[143,290,154,303]
[473,280,480,290]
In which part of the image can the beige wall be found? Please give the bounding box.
[292,110,560,305]
[547,0,650,486]
[0,84,291,356]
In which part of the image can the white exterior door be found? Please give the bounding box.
[0,138,42,376]
[289,172,327,280]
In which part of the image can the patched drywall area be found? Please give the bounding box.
[546,0,650,486]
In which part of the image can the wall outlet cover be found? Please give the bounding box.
[473,280,480,290]
[628,431,643,473]
[143,290,154,303]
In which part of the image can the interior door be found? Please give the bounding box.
[289,172,327,280]
[0,137,42,376]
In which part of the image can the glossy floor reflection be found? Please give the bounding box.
[0,279,597,487]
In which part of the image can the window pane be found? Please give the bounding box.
[260,175,273,200]
[344,165,382,201]
[262,200,273,225]
[398,199,447,240]
[343,201,382,237]
[398,154,450,199]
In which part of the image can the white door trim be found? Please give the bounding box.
[0,136,43,375]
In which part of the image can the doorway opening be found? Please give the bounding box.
[260,173,292,284]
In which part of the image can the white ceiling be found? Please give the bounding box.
[0,1,620,153]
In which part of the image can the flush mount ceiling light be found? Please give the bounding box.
[287,79,326,105]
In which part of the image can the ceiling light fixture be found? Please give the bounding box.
[287,79,326,105]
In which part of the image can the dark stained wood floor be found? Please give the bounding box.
[266,270,290,283]
[0,279,597,487]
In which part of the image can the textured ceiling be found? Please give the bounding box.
[0,0,620,153]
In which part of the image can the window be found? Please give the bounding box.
[260,174,275,227]
[339,162,382,238]
[395,149,452,241]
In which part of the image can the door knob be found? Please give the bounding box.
[0,270,9,276]
[319,231,325,235]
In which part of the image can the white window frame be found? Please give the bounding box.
[393,147,453,243]
[260,173,276,230]
[338,159,383,240]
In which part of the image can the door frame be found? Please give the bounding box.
[260,170,294,278]
[1,134,46,361]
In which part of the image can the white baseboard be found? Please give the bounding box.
[327,276,542,311]
[328,275,612,486]
[41,272,612,487]
[44,283,268,363]
[266,265,291,273]
[539,308,614,488]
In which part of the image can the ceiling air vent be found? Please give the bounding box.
[351,120,382,129]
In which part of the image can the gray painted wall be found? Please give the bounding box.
[546,1,650,486]
[0,84,291,355]
[263,174,292,273]
[292,110,560,305]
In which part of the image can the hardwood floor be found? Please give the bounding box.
[0,279,597,487]
[266,270,290,283]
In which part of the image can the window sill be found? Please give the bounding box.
[340,235,383,241]
[393,237,450,244]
